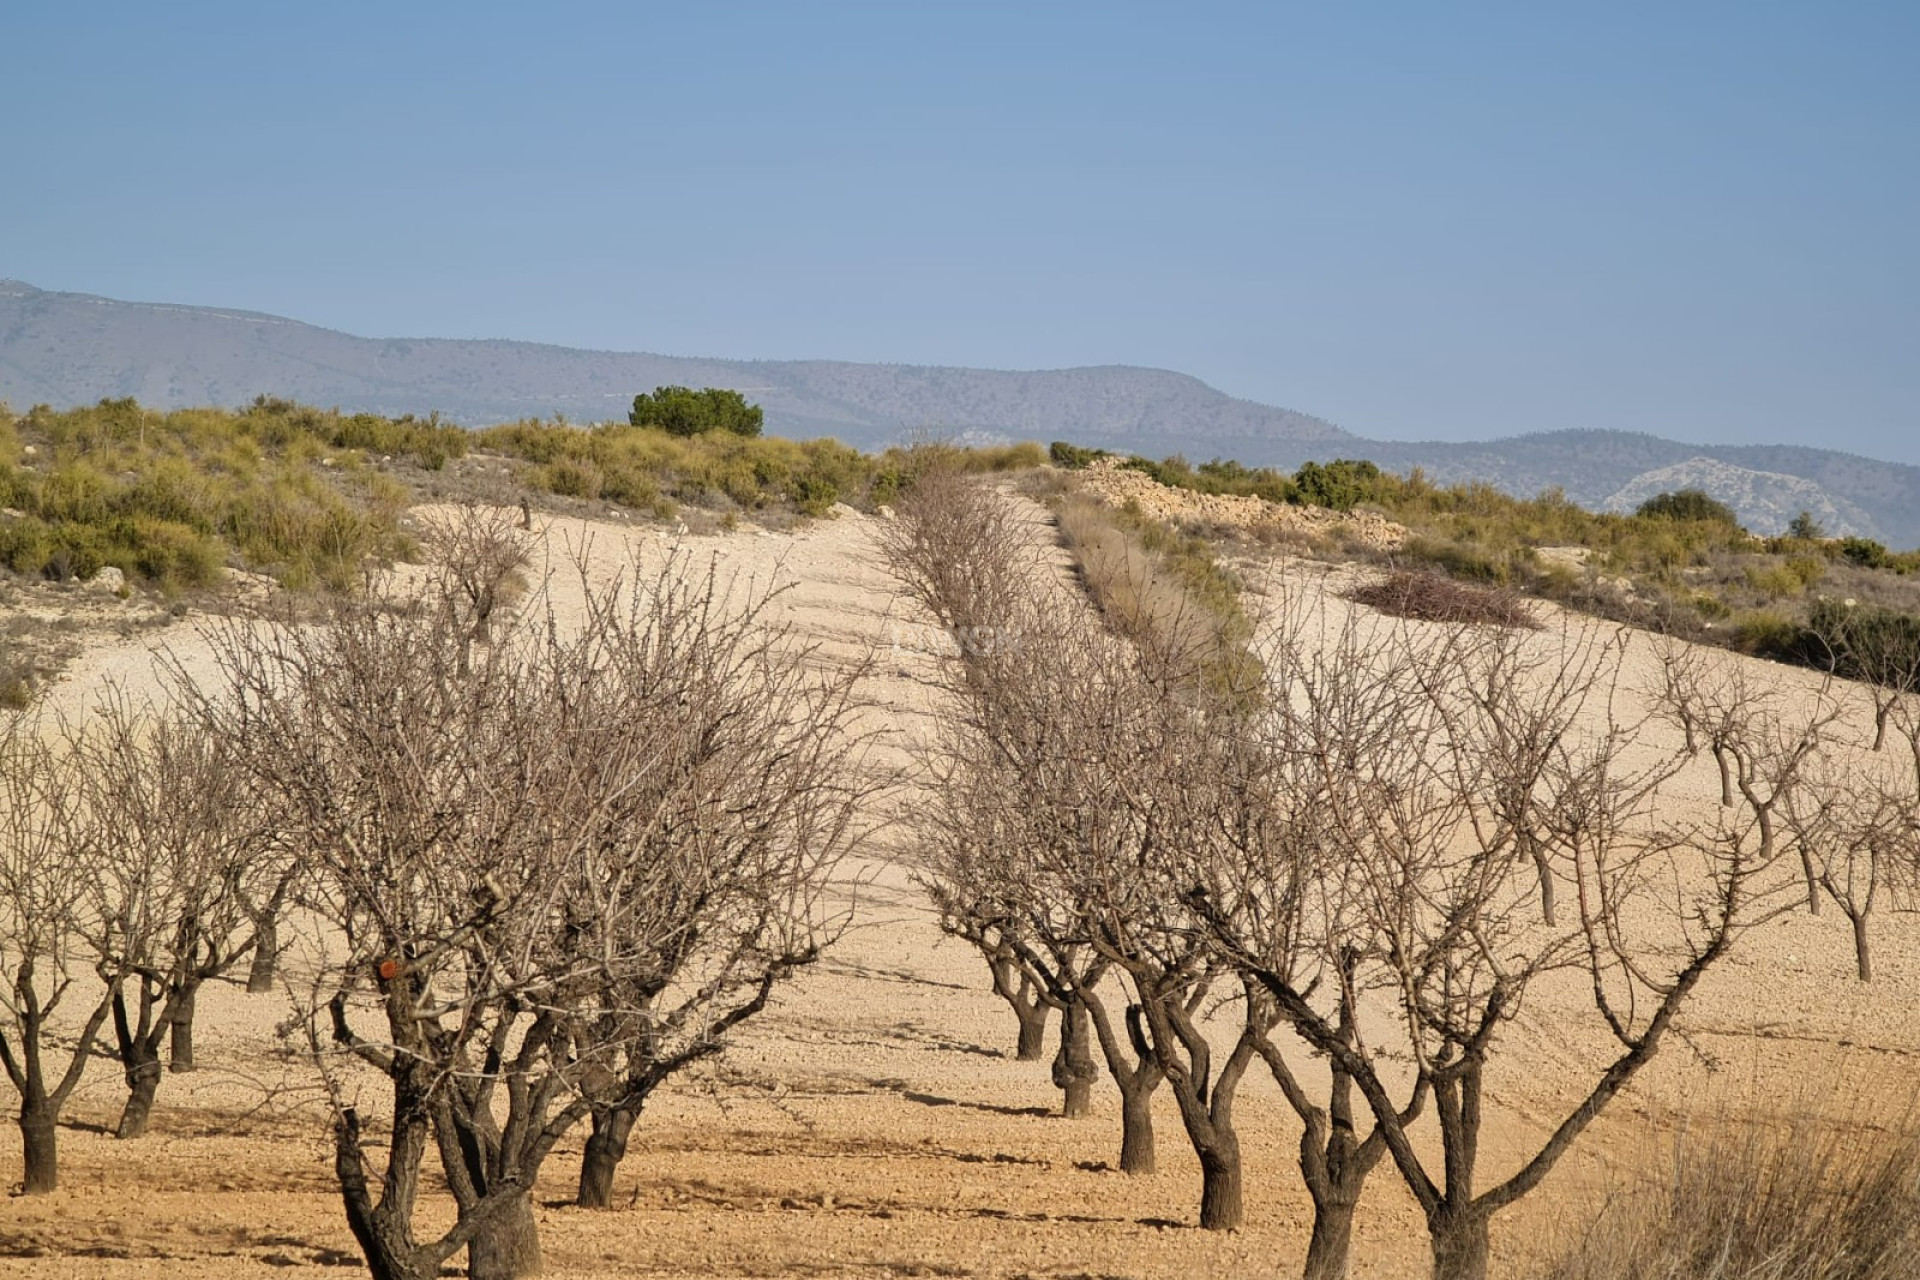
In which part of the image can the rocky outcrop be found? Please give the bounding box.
[1074,458,1406,550]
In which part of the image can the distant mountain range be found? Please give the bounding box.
[5,279,1916,547]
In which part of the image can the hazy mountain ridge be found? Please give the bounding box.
[0,280,1347,449]
[5,279,1916,546]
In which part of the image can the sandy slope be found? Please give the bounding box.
[5,499,1920,1279]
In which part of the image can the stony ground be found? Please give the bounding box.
[4,497,1918,1279]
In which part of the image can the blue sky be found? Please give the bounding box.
[4,2,1916,460]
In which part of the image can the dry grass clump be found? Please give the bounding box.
[1053,496,1256,692]
[1533,1111,1920,1280]
[1347,568,1540,629]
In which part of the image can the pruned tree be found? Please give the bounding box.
[1041,660,1264,1225]
[0,718,110,1193]
[79,691,276,1136]
[912,757,1063,1063]
[181,555,871,1280]
[889,465,1188,1166]
[1193,618,1808,1280]
[1784,752,1918,981]
[561,562,875,1208]
[881,460,1068,1063]
[1809,599,1920,754]
[1188,604,1442,1278]
[1653,635,1837,912]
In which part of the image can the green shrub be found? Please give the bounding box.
[1788,510,1827,540]
[1401,536,1510,583]
[1049,440,1108,469]
[1746,558,1824,598]
[629,386,763,437]
[1636,488,1741,526]
[1807,597,1920,683]
[790,472,839,517]
[1842,536,1893,569]
[536,458,603,499]
[1731,610,1806,659]
[1292,458,1384,511]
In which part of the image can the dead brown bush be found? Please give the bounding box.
[1346,568,1540,629]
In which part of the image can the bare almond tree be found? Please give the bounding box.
[76,692,278,1136]
[0,718,109,1193]
[182,556,871,1280]
[1193,619,1807,1280]
[1652,635,1837,912]
[910,736,1121,1113]
[1784,752,1919,981]
[881,462,1075,1065]
[890,472,1176,1157]
[1187,605,1441,1279]
[1814,603,1920,754]
[562,563,875,1208]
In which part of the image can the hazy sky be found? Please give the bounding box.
[4,2,1916,461]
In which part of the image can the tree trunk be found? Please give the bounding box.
[1532,854,1556,927]
[168,984,198,1073]
[247,919,279,994]
[1118,1078,1157,1175]
[576,1108,636,1209]
[117,1054,163,1139]
[1852,912,1874,982]
[1429,1210,1492,1280]
[1302,1193,1359,1280]
[467,1188,543,1280]
[1014,1004,1050,1061]
[1197,1138,1243,1230]
[19,1102,58,1194]
[1052,998,1098,1119]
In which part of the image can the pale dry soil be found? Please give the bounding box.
[4,501,1919,1278]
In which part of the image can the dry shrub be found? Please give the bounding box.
[1533,1111,1920,1280]
[1347,568,1540,629]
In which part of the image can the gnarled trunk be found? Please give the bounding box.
[1052,997,1098,1118]
[1429,1209,1491,1280]
[1302,1193,1358,1280]
[1197,1136,1243,1230]
[116,1053,163,1139]
[467,1188,543,1280]
[1118,1077,1157,1174]
[246,919,279,994]
[1852,911,1873,982]
[19,1101,58,1194]
[576,1107,636,1209]
[1014,1003,1050,1061]
[335,1106,434,1280]
[167,983,198,1073]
